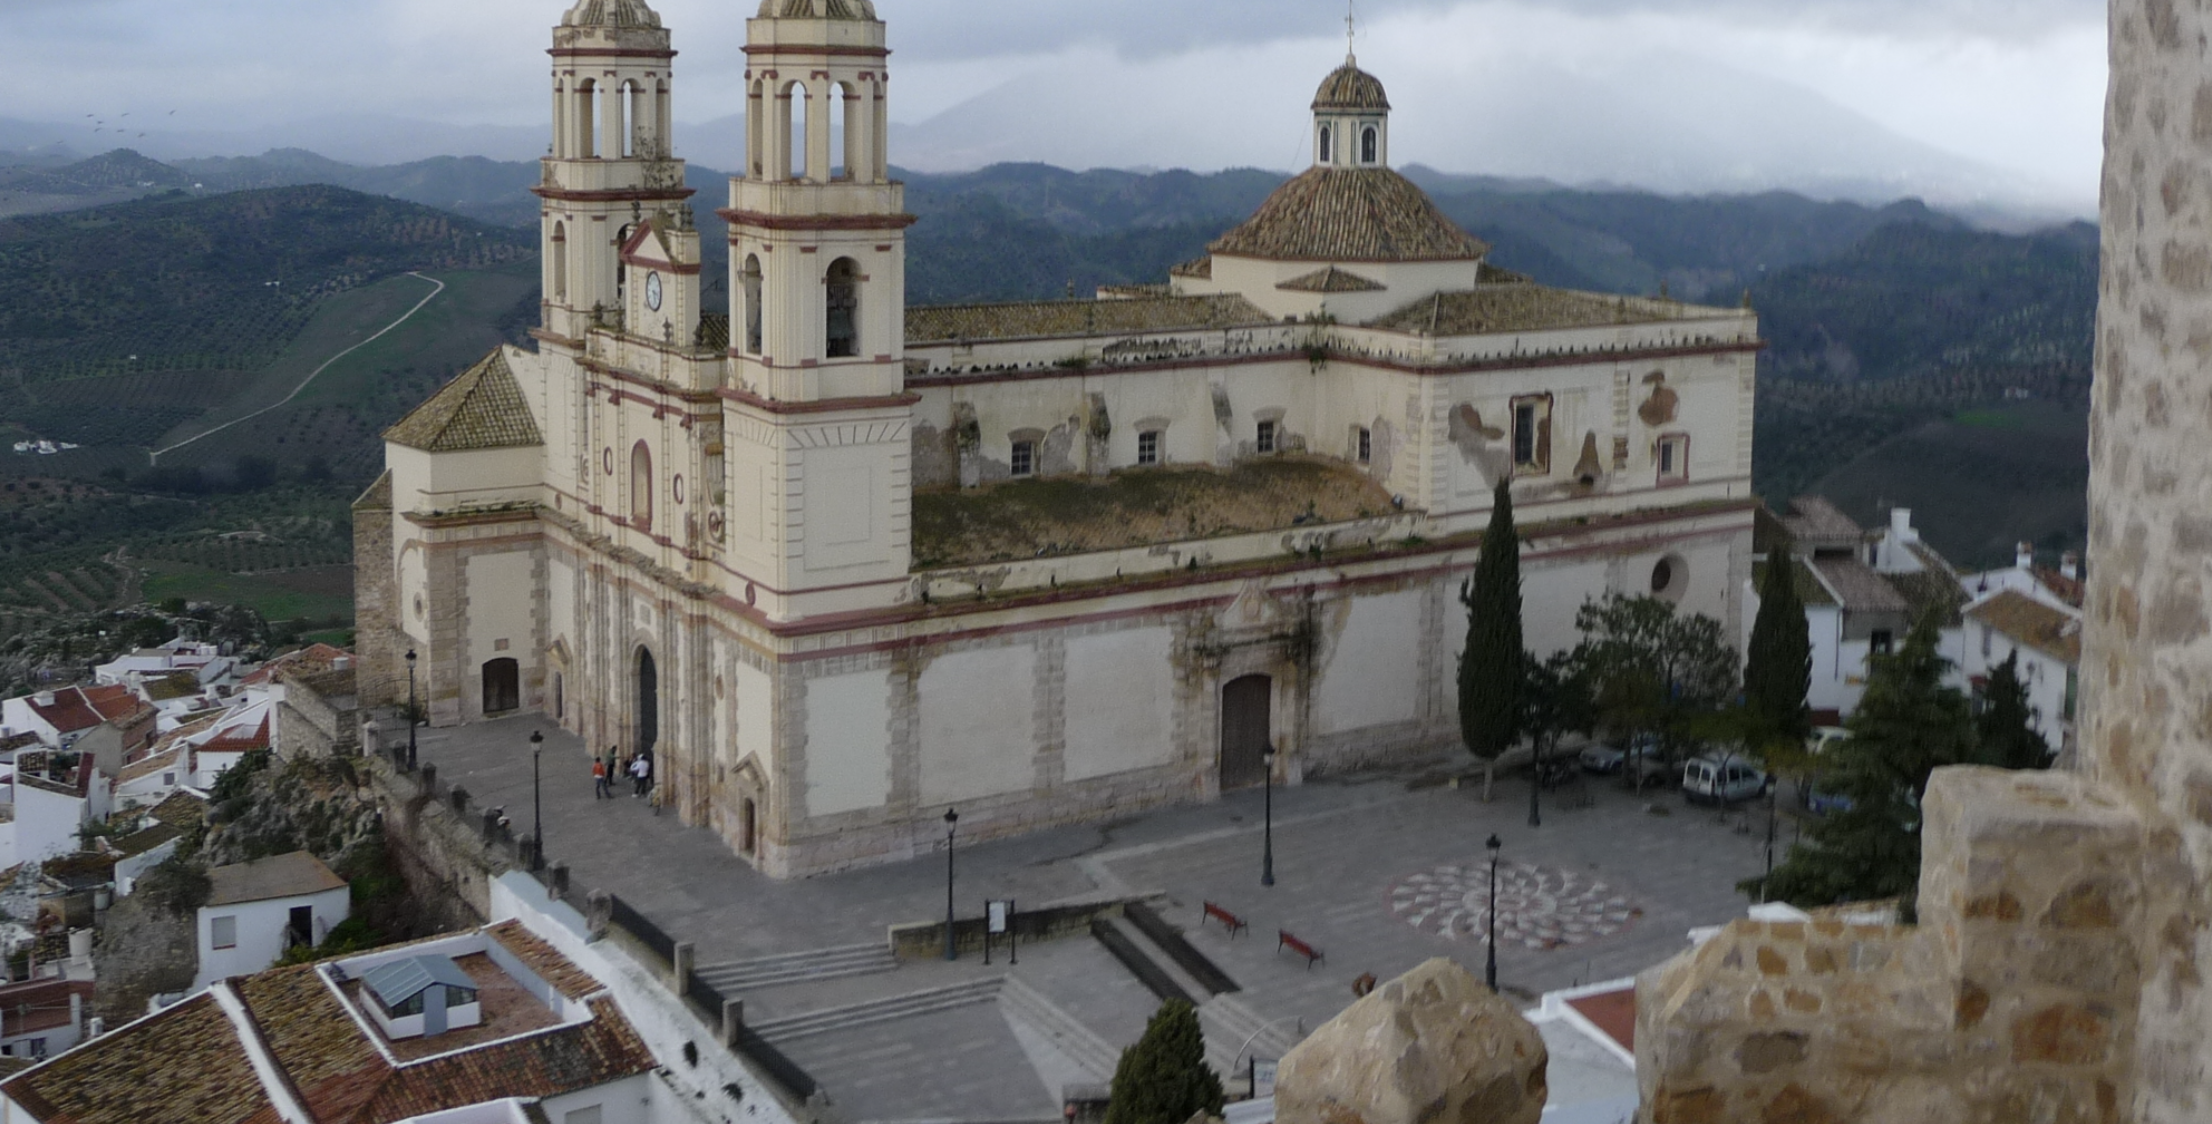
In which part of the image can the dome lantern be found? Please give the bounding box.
[1311,61,1390,170]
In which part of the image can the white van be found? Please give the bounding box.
[1682,755,1768,805]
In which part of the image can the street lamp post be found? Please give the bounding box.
[530,730,545,873]
[943,809,959,962]
[404,649,419,772]
[1485,833,1502,993]
[1761,778,1778,903]
[1529,740,1542,829]
[1262,746,1276,888]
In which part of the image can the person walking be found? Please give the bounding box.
[592,752,612,800]
[629,752,649,797]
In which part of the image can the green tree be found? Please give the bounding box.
[1744,555,1813,749]
[1105,1000,1224,1124]
[1459,480,1524,799]
[1522,649,1595,777]
[1571,594,1738,780]
[1974,652,2050,771]
[1761,611,1972,915]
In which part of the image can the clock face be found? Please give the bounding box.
[645,271,664,312]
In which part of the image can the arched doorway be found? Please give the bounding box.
[636,647,660,758]
[740,798,758,856]
[482,659,520,716]
[1220,674,1272,790]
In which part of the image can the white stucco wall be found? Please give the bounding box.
[918,646,1036,806]
[540,1074,655,1124]
[1062,628,1177,782]
[12,783,83,866]
[194,886,351,989]
[466,553,537,659]
[1316,590,1425,735]
[734,660,775,773]
[803,669,893,816]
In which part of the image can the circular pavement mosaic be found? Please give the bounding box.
[1387,860,1642,951]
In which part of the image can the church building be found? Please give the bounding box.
[356,0,1762,877]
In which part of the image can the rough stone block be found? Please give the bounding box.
[1275,958,1546,1124]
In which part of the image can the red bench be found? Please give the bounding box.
[1201,901,1249,938]
[1277,930,1324,969]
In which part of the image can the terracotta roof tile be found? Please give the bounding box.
[485,920,601,1000]
[1810,558,1911,614]
[203,712,273,753]
[1210,167,1488,263]
[1968,590,2084,664]
[118,747,186,785]
[21,690,102,735]
[358,996,657,1122]
[233,966,389,1124]
[1313,63,1390,111]
[384,350,543,454]
[1365,285,1713,337]
[1169,257,1212,280]
[0,993,279,1124]
[83,683,151,725]
[1276,265,1385,293]
[207,851,345,907]
[907,294,1272,344]
[1778,497,1864,551]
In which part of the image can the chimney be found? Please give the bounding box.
[1889,508,1917,543]
[2062,552,2081,581]
[2017,542,2035,571]
[33,692,52,707]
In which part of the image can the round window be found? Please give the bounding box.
[1651,554,1689,603]
[673,474,685,504]
[603,447,615,475]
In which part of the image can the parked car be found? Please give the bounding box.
[1683,754,1769,806]
[1800,727,1855,814]
[1581,737,1670,787]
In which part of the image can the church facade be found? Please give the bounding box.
[356,0,1763,877]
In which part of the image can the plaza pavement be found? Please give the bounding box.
[411,714,1772,1119]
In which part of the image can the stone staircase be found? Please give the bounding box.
[999,976,1123,1081]
[744,976,1004,1044]
[692,942,898,992]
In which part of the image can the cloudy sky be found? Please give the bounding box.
[6,0,2106,211]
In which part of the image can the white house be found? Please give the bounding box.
[0,980,93,1062]
[1751,500,1969,722]
[1959,589,2081,757]
[193,851,350,988]
[110,824,184,897]
[7,768,110,870]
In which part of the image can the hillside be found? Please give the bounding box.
[0,185,532,383]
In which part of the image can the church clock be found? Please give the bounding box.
[645,271,664,313]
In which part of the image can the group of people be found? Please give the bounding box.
[592,748,653,799]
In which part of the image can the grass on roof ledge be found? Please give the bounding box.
[913,455,1397,569]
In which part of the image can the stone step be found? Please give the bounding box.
[1090,917,1197,1006]
[693,942,898,991]
[746,977,1004,1044]
[998,976,1123,1081]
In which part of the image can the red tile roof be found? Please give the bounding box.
[0,980,91,1038]
[203,712,272,754]
[5,931,655,1124]
[21,691,101,735]
[0,993,281,1124]
[81,684,149,726]
[1567,987,1636,1054]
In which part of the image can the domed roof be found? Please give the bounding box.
[1209,167,1489,264]
[1313,61,1390,113]
[562,0,661,29]
[757,0,878,18]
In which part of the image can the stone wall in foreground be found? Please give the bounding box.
[1638,768,2144,1123]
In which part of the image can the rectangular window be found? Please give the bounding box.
[210,915,237,950]
[1256,420,1278,455]
[1357,427,1372,464]
[1137,431,1161,467]
[1981,626,1993,659]
[1010,440,1035,478]
[162,772,175,786]
[564,1108,604,1124]
[1870,630,1895,657]
[1510,396,1551,474]
[1656,435,1689,482]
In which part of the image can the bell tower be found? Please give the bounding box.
[539,0,693,342]
[717,0,916,619]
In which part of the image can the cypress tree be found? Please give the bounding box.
[1744,553,1813,748]
[1460,480,1524,774]
[1761,611,1972,917]
[1975,652,2051,770]
[1104,1000,1224,1124]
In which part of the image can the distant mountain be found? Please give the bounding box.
[0,149,191,195]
